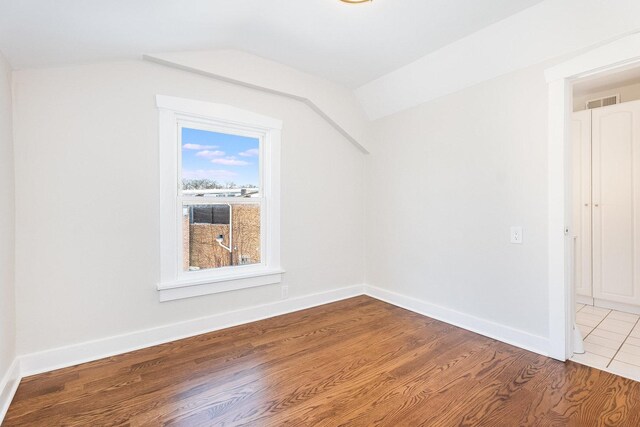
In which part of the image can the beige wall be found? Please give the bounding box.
[365,61,551,338]
[0,52,16,385]
[13,60,366,355]
[574,81,640,111]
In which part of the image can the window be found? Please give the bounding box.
[157,95,282,301]
[180,127,262,272]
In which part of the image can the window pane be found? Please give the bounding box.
[183,203,261,271]
[181,127,260,198]
[191,205,230,225]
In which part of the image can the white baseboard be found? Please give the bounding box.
[576,294,594,305]
[19,284,365,377]
[592,298,640,315]
[576,296,640,315]
[0,359,21,423]
[364,285,549,357]
[4,282,552,424]
[18,284,550,378]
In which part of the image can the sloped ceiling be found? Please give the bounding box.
[0,0,541,88]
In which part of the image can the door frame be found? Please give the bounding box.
[545,31,640,360]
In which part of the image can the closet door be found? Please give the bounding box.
[572,110,592,297]
[592,100,640,305]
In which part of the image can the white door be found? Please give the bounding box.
[592,100,640,305]
[572,110,592,297]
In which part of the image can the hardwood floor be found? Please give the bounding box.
[4,296,640,426]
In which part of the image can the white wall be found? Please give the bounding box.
[12,60,366,355]
[145,50,370,153]
[10,1,640,367]
[0,51,16,387]
[365,61,551,339]
[356,0,640,120]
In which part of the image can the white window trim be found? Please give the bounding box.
[156,95,283,302]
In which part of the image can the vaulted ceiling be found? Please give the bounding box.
[0,0,542,88]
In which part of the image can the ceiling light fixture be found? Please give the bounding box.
[340,0,372,3]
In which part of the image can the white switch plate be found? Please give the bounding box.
[510,226,523,244]
[281,285,289,299]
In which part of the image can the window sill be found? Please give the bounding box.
[157,268,285,302]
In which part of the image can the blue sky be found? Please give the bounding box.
[181,127,260,186]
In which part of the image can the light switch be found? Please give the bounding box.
[510,226,523,244]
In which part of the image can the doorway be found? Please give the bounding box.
[569,70,640,378]
[545,32,640,367]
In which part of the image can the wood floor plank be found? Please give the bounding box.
[128,312,421,425]
[5,296,640,426]
[7,298,386,417]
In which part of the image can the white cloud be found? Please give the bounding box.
[182,169,239,180]
[183,143,218,150]
[196,150,225,157]
[210,157,250,166]
[239,148,259,157]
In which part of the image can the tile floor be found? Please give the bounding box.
[572,303,640,381]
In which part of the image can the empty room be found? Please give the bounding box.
[4,0,640,425]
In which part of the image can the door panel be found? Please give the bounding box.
[572,110,592,297]
[592,101,640,304]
